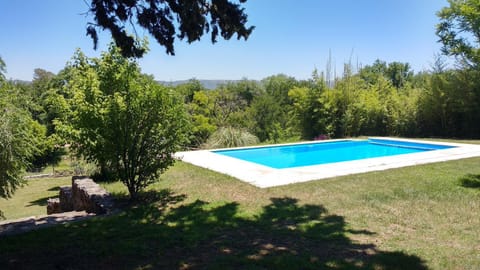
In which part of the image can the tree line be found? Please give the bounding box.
[178,56,480,149]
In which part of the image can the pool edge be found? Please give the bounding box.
[175,138,480,188]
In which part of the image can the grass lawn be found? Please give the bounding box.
[0,177,71,220]
[1,139,479,269]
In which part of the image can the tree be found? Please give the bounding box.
[437,1,480,137]
[0,81,41,217]
[359,59,388,85]
[188,90,217,147]
[63,46,190,199]
[360,60,413,88]
[176,79,205,103]
[386,62,413,89]
[86,0,254,58]
[288,85,329,140]
[249,93,286,142]
[20,69,67,172]
[437,0,480,67]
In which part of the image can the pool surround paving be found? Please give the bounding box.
[175,138,480,188]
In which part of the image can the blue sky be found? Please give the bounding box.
[0,0,448,81]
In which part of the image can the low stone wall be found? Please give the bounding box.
[59,186,73,212]
[0,211,94,236]
[0,176,114,237]
[47,176,114,215]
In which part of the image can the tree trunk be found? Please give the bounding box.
[127,183,138,201]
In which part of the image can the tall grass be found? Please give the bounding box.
[203,126,259,149]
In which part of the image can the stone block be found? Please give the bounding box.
[45,176,114,216]
[47,198,61,215]
[72,177,113,214]
[59,186,73,212]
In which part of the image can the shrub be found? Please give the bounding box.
[203,127,259,149]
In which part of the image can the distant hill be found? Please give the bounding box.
[9,79,248,90]
[157,79,241,90]
[11,80,32,85]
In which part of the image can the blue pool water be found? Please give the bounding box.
[213,139,455,169]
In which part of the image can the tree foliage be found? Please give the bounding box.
[86,0,254,58]
[437,0,480,67]
[63,46,190,199]
[289,84,328,139]
[360,60,413,88]
[249,93,284,142]
[188,90,217,147]
[0,83,39,200]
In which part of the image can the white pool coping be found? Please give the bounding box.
[174,137,480,188]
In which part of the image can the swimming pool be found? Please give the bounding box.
[213,139,454,169]
[175,138,480,188]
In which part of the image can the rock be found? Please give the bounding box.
[0,212,94,236]
[45,176,114,216]
[0,216,36,235]
[47,198,61,215]
[71,175,90,185]
[59,186,73,212]
[72,178,113,214]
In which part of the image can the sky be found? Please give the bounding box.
[0,0,449,82]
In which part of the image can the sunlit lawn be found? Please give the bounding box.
[1,139,479,269]
[0,177,71,220]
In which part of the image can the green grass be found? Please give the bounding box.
[0,177,71,219]
[1,140,480,269]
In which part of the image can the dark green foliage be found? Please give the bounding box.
[26,69,69,170]
[263,74,298,106]
[224,78,262,105]
[359,59,388,85]
[360,60,413,88]
[249,93,288,142]
[386,62,414,89]
[29,136,65,171]
[87,0,254,58]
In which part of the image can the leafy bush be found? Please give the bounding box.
[62,46,190,199]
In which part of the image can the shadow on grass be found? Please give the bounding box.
[26,197,50,207]
[47,186,61,192]
[0,190,428,269]
[458,174,480,189]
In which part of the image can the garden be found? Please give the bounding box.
[1,1,480,269]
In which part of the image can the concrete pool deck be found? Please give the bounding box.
[174,138,480,188]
